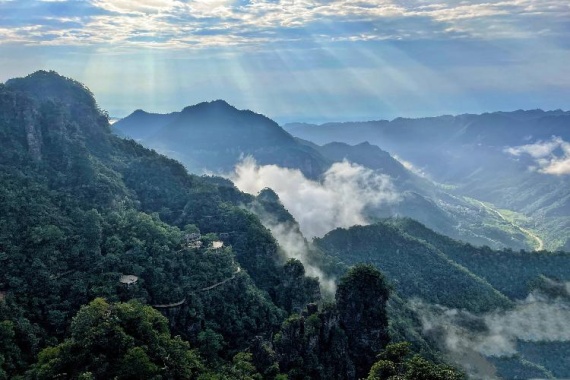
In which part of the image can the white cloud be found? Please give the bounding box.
[506,136,570,175]
[232,157,399,296]
[413,283,570,378]
[231,157,400,238]
[1,0,569,47]
[92,0,181,14]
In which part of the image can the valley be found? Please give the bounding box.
[472,199,544,251]
[2,0,569,378]
[0,71,568,380]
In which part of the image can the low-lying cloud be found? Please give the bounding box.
[506,136,570,175]
[412,281,570,379]
[261,218,337,297]
[231,157,401,238]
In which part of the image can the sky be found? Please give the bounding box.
[0,0,569,123]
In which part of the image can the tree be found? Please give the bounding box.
[367,343,464,380]
[27,298,204,379]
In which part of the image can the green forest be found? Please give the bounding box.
[3,70,570,380]
[0,71,468,379]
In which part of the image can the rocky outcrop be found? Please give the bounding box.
[23,108,42,161]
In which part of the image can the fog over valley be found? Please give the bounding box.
[1,1,570,377]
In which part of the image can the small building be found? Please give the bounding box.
[119,275,138,285]
[211,241,224,249]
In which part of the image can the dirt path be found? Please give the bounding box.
[475,200,544,251]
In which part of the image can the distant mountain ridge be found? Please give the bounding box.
[284,109,570,251]
[114,102,548,251]
[285,109,570,148]
[115,109,181,139]
[114,100,329,178]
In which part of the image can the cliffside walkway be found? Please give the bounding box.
[151,267,241,309]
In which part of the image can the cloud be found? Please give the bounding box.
[0,0,569,47]
[412,282,570,378]
[91,0,182,14]
[231,157,400,238]
[259,217,337,297]
[233,157,399,296]
[506,136,570,175]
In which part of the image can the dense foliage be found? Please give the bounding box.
[0,71,289,377]
[0,71,462,379]
[386,218,570,300]
[27,298,203,379]
[315,223,512,313]
[367,342,463,380]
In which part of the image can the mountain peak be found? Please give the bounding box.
[181,99,237,114]
[5,70,97,109]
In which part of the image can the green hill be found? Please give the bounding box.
[0,71,463,380]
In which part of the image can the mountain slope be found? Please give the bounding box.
[114,100,330,178]
[314,219,570,379]
[113,109,180,139]
[0,71,301,376]
[0,71,464,380]
[284,111,570,251]
[315,222,513,313]
[117,104,539,251]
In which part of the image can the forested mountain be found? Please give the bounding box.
[284,112,570,251]
[114,101,329,178]
[304,140,537,250]
[115,104,538,252]
[0,71,464,379]
[315,219,570,379]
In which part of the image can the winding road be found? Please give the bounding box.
[475,200,544,251]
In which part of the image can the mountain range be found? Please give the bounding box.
[284,113,570,251]
[1,71,569,379]
[115,102,557,251]
[114,101,328,178]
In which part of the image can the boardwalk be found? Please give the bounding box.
[198,267,241,291]
[150,267,241,309]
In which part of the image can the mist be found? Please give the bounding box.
[259,216,337,297]
[230,157,400,296]
[231,157,401,238]
[506,136,570,175]
[412,281,570,379]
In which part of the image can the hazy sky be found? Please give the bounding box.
[1,0,569,122]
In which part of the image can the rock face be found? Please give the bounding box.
[0,85,42,163]
[273,264,391,380]
[336,264,391,379]
[1,71,114,168]
[23,108,42,161]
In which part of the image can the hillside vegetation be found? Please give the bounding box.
[0,71,462,379]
